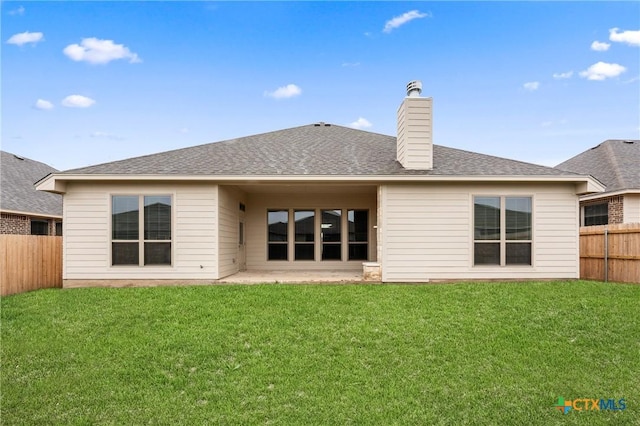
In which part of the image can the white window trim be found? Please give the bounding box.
[110,193,175,268]
[267,208,370,263]
[472,195,534,268]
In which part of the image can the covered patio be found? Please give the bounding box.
[237,183,379,273]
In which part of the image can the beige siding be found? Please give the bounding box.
[63,182,219,281]
[245,191,377,271]
[381,183,580,282]
[62,180,584,283]
[217,186,247,278]
[623,194,640,223]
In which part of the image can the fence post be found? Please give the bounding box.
[604,227,608,283]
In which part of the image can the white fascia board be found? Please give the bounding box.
[36,173,605,190]
[580,188,640,201]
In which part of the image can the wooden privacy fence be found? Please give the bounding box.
[580,223,640,284]
[1,235,62,296]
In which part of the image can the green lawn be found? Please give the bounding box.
[1,281,638,425]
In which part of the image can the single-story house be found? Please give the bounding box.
[1,151,63,236]
[556,139,640,226]
[37,81,603,285]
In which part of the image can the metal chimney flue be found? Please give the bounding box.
[406,80,422,97]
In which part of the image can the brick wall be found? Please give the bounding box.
[608,196,624,224]
[0,213,30,235]
[0,214,61,235]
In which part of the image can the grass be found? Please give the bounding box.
[1,281,638,425]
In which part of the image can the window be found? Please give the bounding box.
[31,220,49,235]
[112,196,139,265]
[348,210,368,260]
[474,197,501,265]
[112,195,172,266]
[55,222,63,236]
[268,210,288,260]
[144,196,172,265]
[584,203,608,226]
[295,210,315,260]
[321,210,341,260]
[505,197,532,265]
[267,209,370,262]
[474,196,532,266]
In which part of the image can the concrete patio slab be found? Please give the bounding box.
[216,270,364,284]
[61,270,367,289]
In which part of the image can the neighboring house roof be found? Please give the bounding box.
[556,139,640,194]
[1,151,62,217]
[61,124,572,178]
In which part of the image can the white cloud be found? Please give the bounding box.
[8,6,25,16]
[579,62,626,80]
[553,71,573,79]
[63,38,141,64]
[383,10,430,33]
[350,117,372,129]
[591,41,610,51]
[179,128,189,134]
[34,99,54,110]
[609,28,640,47]
[342,62,361,67]
[523,81,540,91]
[62,95,96,108]
[264,84,302,99]
[6,31,43,46]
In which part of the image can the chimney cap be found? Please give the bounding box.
[406,80,422,97]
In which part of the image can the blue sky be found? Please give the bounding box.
[2,1,639,171]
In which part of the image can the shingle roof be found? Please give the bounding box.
[1,151,62,216]
[556,139,640,193]
[63,124,572,177]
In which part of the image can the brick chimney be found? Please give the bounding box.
[397,81,433,170]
